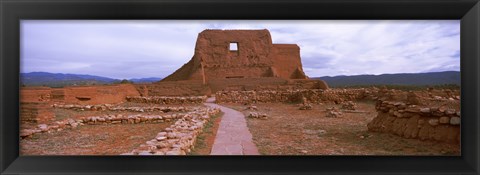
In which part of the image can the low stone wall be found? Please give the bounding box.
[123,108,221,155]
[20,102,55,124]
[215,89,373,104]
[367,100,460,143]
[126,96,207,104]
[53,104,189,113]
[19,111,195,139]
[20,106,222,156]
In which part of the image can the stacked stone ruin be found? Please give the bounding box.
[20,106,221,155]
[123,108,221,155]
[325,107,343,118]
[215,88,373,104]
[20,110,192,139]
[299,97,313,110]
[53,104,189,113]
[248,112,268,120]
[367,100,460,143]
[216,87,460,143]
[341,101,357,110]
[126,96,207,104]
[21,93,222,156]
[299,103,313,110]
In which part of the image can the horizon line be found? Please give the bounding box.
[20,70,461,80]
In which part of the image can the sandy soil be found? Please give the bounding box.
[20,122,172,155]
[223,101,460,156]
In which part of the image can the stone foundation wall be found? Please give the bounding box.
[53,104,189,113]
[20,113,180,139]
[367,100,460,143]
[20,102,55,124]
[20,107,216,138]
[215,89,373,104]
[20,107,222,156]
[126,96,207,104]
[125,108,221,155]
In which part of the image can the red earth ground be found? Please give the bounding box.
[224,101,460,156]
[20,122,172,155]
[19,102,195,155]
[20,101,460,156]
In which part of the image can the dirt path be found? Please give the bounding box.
[204,97,259,155]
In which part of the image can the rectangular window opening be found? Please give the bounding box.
[229,42,238,51]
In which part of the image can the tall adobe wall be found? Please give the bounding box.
[162,29,308,81]
[20,84,140,105]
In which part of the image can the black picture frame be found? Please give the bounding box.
[1,0,479,174]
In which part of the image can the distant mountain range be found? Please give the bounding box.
[20,72,162,87]
[21,71,460,88]
[128,77,163,83]
[312,71,460,87]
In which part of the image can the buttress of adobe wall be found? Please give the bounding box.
[270,44,307,79]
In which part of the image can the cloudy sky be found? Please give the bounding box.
[21,20,460,79]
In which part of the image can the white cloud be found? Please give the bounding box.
[21,20,460,79]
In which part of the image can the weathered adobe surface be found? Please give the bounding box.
[20,84,140,124]
[20,84,140,105]
[21,87,53,103]
[148,29,328,96]
[162,29,308,81]
[20,102,55,124]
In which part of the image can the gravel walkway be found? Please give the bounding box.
[204,97,260,155]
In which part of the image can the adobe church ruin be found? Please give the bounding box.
[147,29,328,96]
[162,29,320,83]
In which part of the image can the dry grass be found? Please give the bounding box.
[189,112,224,155]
